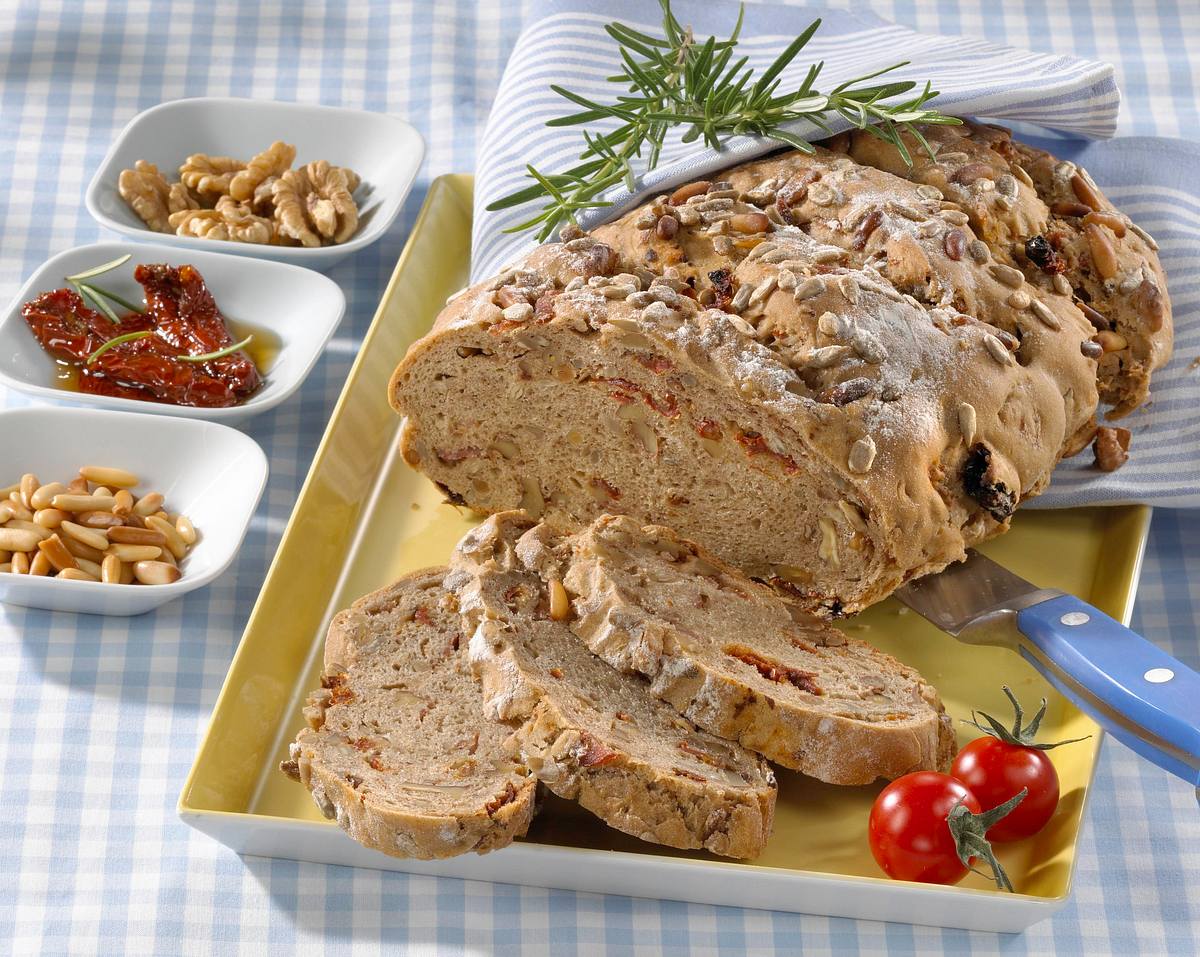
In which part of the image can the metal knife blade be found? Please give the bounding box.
[895,549,1060,641]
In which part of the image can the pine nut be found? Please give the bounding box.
[52,494,113,512]
[0,548,8,563]
[0,483,18,498]
[0,528,42,552]
[175,515,197,545]
[11,552,30,574]
[79,466,139,488]
[1096,330,1128,353]
[19,473,38,509]
[133,561,181,585]
[0,564,11,574]
[1050,201,1091,217]
[133,492,164,517]
[101,554,122,584]
[106,543,162,562]
[108,526,167,547]
[112,489,134,516]
[0,503,12,524]
[1084,223,1119,280]
[37,534,78,573]
[1082,211,1126,237]
[92,486,114,498]
[6,520,51,542]
[1070,171,1102,211]
[60,521,110,552]
[77,510,123,529]
[62,536,105,563]
[549,579,570,621]
[66,476,89,494]
[58,567,98,582]
[669,181,711,206]
[729,212,771,234]
[145,516,187,560]
[75,557,103,579]
[30,482,66,510]
[29,551,52,577]
[6,497,33,522]
[119,561,135,585]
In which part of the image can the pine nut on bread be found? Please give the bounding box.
[447,516,777,860]
[280,568,537,859]
[390,120,1171,617]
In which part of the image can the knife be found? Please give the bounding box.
[896,550,1200,802]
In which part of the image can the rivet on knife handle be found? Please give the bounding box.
[1014,594,1200,787]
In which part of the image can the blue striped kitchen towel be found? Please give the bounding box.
[470,0,1200,509]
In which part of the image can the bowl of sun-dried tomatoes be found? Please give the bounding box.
[0,242,344,422]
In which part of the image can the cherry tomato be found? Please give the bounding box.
[952,737,1059,842]
[868,772,980,885]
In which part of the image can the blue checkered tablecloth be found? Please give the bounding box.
[0,1,1196,954]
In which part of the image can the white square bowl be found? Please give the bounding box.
[0,406,267,616]
[85,97,425,269]
[0,241,344,422]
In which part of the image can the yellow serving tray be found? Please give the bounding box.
[179,175,1150,933]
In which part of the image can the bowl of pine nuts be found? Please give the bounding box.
[0,405,267,615]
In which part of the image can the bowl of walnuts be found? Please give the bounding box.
[85,97,425,269]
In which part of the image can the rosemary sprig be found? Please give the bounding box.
[66,254,147,322]
[85,331,252,367]
[71,280,123,324]
[176,335,253,363]
[65,254,131,283]
[488,0,960,240]
[87,330,153,365]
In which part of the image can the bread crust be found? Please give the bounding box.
[281,568,537,859]
[448,516,777,859]
[390,121,1170,614]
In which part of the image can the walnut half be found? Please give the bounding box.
[272,160,359,247]
[118,160,173,232]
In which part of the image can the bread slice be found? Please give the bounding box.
[569,514,954,783]
[447,518,777,859]
[455,512,952,785]
[280,568,537,859]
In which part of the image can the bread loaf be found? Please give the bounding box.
[391,120,1171,615]
[280,568,537,859]
[447,517,777,858]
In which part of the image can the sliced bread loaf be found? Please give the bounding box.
[454,512,952,785]
[447,518,777,859]
[280,568,537,859]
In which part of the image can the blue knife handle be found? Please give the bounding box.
[1016,593,1200,787]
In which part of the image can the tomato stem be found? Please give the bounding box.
[965,686,1092,751]
[946,788,1027,892]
